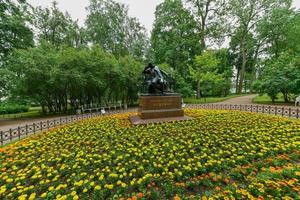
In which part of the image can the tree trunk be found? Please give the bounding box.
[244,79,247,93]
[249,72,255,94]
[238,47,247,94]
[235,69,240,94]
[196,80,201,99]
[41,104,47,113]
[283,92,289,103]
[271,96,275,104]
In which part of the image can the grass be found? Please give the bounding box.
[183,94,246,104]
[253,94,295,106]
[0,107,43,119]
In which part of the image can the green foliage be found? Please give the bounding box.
[0,0,33,64]
[174,73,193,98]
[86,0,148,59]
[252,93,296,105]
[0,104,29,114]
[186,0,227,50]
[7,43,143,113]
[151,0,199,75]
[1,0,300,106]
[0,68,14,99]
[33,1,86,47]
[255,52,300,103]
[190,50,230,97]
[228,0,292,94]
[252,3,300,102]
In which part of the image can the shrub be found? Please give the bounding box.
[0,104,30,114]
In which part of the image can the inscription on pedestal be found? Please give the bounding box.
[129,94,193,124]
[138,95,183,119]
[139,95,182,111]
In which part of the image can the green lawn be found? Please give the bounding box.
[183,94,245,104]
[253,94,295,106]
[0,107,43,119]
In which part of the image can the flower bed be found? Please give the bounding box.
[0,109,299,199]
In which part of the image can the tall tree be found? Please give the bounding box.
[86,0,148,59]
[151,0,199,75]
[185,0,227,51]
[0,0,33,65]
[0,0,33,99]
[228,0,292,94]
[257,7,299,58]
[255,52,300,103]
[189,50,221,98]
[33,1,86,47]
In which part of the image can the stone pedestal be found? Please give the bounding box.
[130,94,192,125]
[139,95,184,119]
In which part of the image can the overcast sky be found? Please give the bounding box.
[28,0,300,32]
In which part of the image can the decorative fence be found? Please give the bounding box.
[1,103,299,146]
[187,104,300,119]
[0,105,136,146]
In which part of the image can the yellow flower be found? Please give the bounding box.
[18,194,28,200]
[99,175,104,181]
[104,184,114,190]
[40,193,47,198]
[29,193,36,200]
[48,186,55,191]
[71,191,77,196]
[0,187,7,195]
[121,183,126,188]
[94,185,101,190]
[73,195,79,200]
[6,178,13,183]
[90,181,95,187]
[74,180,84,187]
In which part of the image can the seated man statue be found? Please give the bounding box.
[142,63,165,94]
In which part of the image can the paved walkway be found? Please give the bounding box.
[214,94,299,109]
[215,94,258,105]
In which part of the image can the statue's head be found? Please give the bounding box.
[148,63,155,69]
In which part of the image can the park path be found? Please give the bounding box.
[215,94,258,105]
[214,94,299,109]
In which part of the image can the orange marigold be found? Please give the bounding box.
[174,195,181,200]
[132,196,137,200]
[137,193,143,198]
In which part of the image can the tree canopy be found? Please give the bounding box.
[1,0,300,109]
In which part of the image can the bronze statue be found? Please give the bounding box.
[142,63,175,95]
